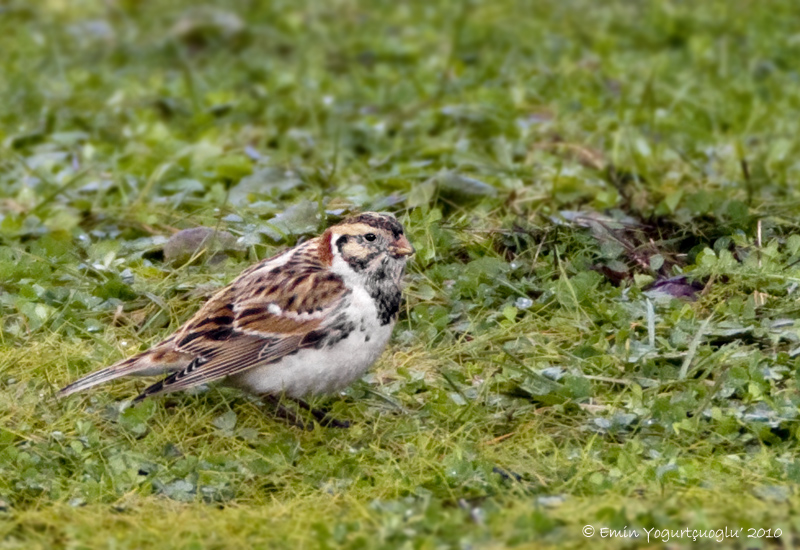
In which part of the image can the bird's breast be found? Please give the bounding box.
[230,285,395,397]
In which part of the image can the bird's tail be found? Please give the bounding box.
[58,339,193,398]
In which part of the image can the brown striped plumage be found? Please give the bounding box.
[58,212,414,404]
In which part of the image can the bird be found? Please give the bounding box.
[58,211,415,424]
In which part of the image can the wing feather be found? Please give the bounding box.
[134,335,286,400]
[134,246,350,400]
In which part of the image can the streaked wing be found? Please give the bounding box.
[134,252,349,400]
[132,334,300,400]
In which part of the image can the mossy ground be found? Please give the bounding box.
[3,1,800,548]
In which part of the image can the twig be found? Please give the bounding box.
[756,219,763,268]
[483,432,516,446]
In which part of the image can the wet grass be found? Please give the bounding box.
[3,0,800,548]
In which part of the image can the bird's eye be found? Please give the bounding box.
[364,233,377,242]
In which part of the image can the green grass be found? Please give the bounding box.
[3,0,800,548]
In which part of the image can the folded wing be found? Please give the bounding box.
[132,260,350,400]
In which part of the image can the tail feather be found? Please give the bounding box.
[133,356,209,403]
[58,344,194,398]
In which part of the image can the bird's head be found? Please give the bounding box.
[322,212,414,284]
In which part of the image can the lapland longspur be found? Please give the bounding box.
[59,212,414,418]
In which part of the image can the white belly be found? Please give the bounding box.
[229,288,395,398]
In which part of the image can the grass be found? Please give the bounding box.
[3,0,800,548]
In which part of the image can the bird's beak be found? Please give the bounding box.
[390,234,415,257]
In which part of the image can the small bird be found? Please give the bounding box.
[59,212,414,423]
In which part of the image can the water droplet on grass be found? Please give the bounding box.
[514,297,533,309]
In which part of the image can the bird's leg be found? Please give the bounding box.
[292,398,351,429]
[261,395,313,430]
